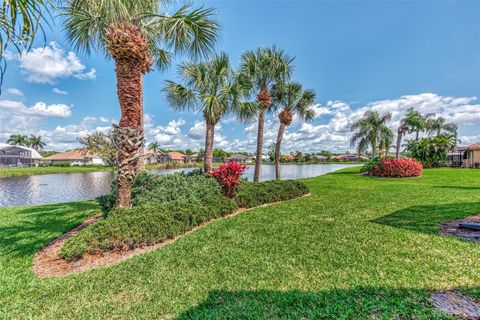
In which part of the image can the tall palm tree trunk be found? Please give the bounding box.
[204,121,215,173]
[395,129,402,159]
[254,107,265,182]
[416,131,420,140]
[106,24,152,208]
[275,122,286,180]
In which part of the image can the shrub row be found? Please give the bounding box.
[234,179,309,208]
[362,157,423,178]
[59,172,309,260]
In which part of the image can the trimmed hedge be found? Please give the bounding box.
[59,172,309,261]
[362,157,423,178]
[234,180,309,208]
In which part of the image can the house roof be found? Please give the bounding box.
[0,144,43,159]
[461,142,480,151]
[45,149,96,160]
[168,151,186,160]
[284,154,295,160]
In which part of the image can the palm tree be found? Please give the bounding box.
[240,46,294,182]
[148,142,159,153]
[425,116,457,137]
[63,0,219,207]
[7,134,29,146]
[395,108,425,158]
[28,135,46,150]
[350,111,392,157]
[164,53,244,173]
[271,82,316,180]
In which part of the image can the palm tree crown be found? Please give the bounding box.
[28,135,46,150]
[350,111,393,157]
[164,53,243,173]
[425,116,457,137]
[7,134,29,146]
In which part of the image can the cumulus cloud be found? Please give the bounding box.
[19,42,96,84]
[52,87,68,95]
[7,88,24,97]
[0,100,71,118]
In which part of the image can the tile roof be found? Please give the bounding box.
[45,149,95,160]
[168,151,186,160]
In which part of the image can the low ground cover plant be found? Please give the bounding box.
[362,157,423,178]
[59,171,309,260]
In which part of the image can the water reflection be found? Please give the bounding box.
[0,164,358,207]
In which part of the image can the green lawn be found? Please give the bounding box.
[1,168,479,319]
[0,166,114,177]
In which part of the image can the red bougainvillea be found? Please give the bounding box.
[367,158,423,178]
[210,161,247,197]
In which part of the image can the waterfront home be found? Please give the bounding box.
[227,153,251,163]
[143,150,158,165]
[0,144,43,166]
[45,149,105,166]
[311,155,328,162]
[456,142,480,168]
[168,151,187,164]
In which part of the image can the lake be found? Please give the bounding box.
[0,164,359,207]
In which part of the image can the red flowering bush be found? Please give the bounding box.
[210,161,247,197]
[363,158,423,178]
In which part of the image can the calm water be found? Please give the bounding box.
[0,164,359,207]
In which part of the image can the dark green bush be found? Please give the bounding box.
[59,194,238,260]
[234,180,309,208]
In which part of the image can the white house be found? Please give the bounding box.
[45,149,105,166]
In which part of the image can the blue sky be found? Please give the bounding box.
[0,0,479,152]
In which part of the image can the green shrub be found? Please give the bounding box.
[59,194,238,260]
[234,180,309,208]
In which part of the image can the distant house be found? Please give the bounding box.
[284,154,295,162]
[457,142,480,168]
[0,144,43,166]
[227,153,250,163]
[332,154,365,161]
[45,149,105,166]
[168,151,186,164]
[157,151,172,163]
[311,155,327,162]
[185,153,198,163]
[143,150,158,165]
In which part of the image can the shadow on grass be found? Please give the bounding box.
[372,202,480,235]
[175,287,479,319]
[0,201,99,257]
[435,185,480,191]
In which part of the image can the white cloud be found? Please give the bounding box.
[52,87,68,95]
[19,42,96,84]
[0,100,71,118]
[7,88,24,97]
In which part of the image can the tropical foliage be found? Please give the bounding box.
[6,133,29,146]
[210,161,247,197]
[239,46,294,182]
[271,82,316,179]
[350,111,393,157]
[28,135,46,150]
[78,131,117,165]
[362,157,423,178]
[406,134,456,168]
[62,0,219,207]
[164,53,243,173]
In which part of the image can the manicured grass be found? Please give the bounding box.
[0,165,114,177]
[1,168,480,319]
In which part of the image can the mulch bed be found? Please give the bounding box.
[431,291,480,319]
[33,194,311,278]
[440,215,480,243]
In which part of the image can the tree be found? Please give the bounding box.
[425,116,457,137]
[0,0,55,90]
[78,131,117,166]
[164,53,242,173]
[148,142,159,153]
[7,134,29,146]
[268,142,276,162]
[406,134,456,168]
[350,111,392,157]
[28,135,46,150]
[240,46,293,182]
[212,149,229,162]
[63,0,219,207]
[271,82,315,179]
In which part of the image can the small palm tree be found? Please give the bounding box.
[7,134,29,146]
[425,116,457,137]
[350,111,392,157]
[63,0,219,207]
[28,135,46,150]
[271,82,316,180]
[148,142,159,153]
[164,53,244,173]
[240,46,294,182]
[395,108,424,158]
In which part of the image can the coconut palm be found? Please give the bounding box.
[425,116,457,137]
[7,134,29,146]
[164,53,244,173]
[395,108,425,158]
[239,46,294,182]
[271,82,316,180]
[28,135,46,150]
[350,111,392,157]
[63,0,219,207]
[148,142,159,153]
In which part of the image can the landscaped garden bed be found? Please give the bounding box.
[361,157,423,178]
[34,168,310,275]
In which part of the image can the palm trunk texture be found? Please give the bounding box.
[204,121,215,173]
[275,122,286,180]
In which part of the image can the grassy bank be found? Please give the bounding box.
[1,168,480,318]
[0,165,114,178]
